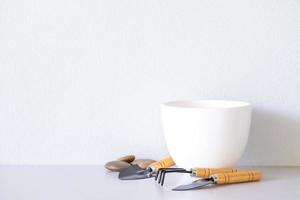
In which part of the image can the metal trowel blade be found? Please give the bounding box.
[118,165,151,180]
[172,179,213,191]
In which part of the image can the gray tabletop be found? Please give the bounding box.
[0,166,299,200]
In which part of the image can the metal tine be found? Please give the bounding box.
[155,168,184,181]
[156,168,185,182]
[158,169,180,184]
[155,168,167,181]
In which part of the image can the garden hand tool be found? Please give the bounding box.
[156,167,239,186]
[173,170,262,191]
[119,156,175,180]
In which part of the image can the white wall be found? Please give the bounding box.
[0,0,299,165]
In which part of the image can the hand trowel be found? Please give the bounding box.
[119,156,175,180]
[173,170,262,191]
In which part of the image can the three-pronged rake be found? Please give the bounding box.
[155,167,239,186]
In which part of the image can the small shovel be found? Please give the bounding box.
[119,156,175,180]
[173,170,262,191]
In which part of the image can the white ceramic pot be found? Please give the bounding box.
[161,100,252,168]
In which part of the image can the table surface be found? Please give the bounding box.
[1,166,300,200]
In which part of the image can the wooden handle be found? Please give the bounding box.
[212,170,262,185]
[149,156,175,172]
[192,168,238,178]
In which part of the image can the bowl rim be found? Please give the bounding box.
[161,100,251,109]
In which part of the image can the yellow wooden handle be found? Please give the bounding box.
[149,156,175,172]
[192,168,238,178]
[212,170,262,185]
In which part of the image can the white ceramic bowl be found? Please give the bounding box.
[161,100,252,168]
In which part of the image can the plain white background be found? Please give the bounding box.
[0,0,299,165]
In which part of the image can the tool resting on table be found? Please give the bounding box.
[173,170,262,191]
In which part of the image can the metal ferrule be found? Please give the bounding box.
[191,169,197,177]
